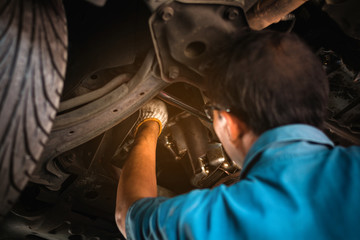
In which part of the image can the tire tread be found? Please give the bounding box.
[0,0,68,218]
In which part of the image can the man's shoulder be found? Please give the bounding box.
[328,144,360,163]
[342,144,360,154]
[326,144,360,173]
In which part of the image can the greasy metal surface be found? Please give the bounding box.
[162,113,236,187]
[1,183,123,240]
[325,121,360,145]
[246,0,308,30]
[158,91,211,122]
[2,131,125,239]
[165,115,209,186]
[149,0,249,88]
[6,115,141,238]
[206,143,226,167]
[4,128,123,237]
[33,51,168,186]
[316,49,360,145]
[59,74,131,113]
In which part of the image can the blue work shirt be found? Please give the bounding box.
[126,124,360,240]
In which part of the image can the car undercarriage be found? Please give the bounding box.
[0,0,359,239]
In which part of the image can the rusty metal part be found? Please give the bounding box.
[158,91,211,122]
[247,0,308,30]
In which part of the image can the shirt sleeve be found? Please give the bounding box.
[125,185,251,240]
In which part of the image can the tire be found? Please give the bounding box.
[0,0,67,218]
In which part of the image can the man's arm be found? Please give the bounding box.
[115,121,159,237]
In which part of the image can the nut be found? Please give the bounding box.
[168,66,180,79]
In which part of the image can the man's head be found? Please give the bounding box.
[206,30,329,166]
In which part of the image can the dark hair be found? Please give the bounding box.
[206,30,329,135]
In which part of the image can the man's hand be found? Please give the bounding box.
[115,99,168,237]
[134,99,168,136]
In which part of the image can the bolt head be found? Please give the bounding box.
[226,8,239,20]
[162,7,174,21]
[168,66,180,79]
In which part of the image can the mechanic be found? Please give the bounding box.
[115,30,360,239]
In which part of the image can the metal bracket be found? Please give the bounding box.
[31,50,168,187]
[149,0,249,89]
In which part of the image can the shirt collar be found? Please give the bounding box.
[241,124,334,173]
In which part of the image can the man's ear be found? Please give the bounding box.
[219,111,247,143]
